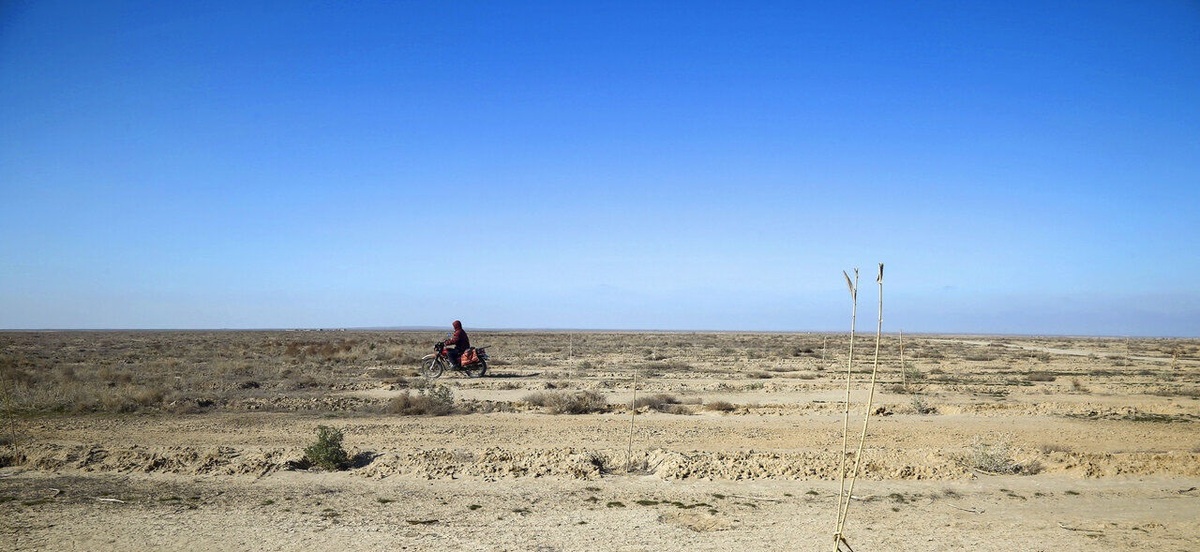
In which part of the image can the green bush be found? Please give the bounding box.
[304,425,349,470]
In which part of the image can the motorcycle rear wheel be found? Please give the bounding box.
[464,361,487,378]
[421,357,445,379]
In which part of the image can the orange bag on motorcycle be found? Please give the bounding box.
[460,348,479,366]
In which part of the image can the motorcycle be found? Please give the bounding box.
[420,340,489,378]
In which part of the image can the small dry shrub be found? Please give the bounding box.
[910,396,936,414]
[704,400,736,413]
[523,390,607,414]
[1026,372,1056,382]
[371,367,409,379]
[633,393,679,411]
[0,449,24,468]
[97,367,134,385]
[964,353,998,362]
[962,438,1040,475]
[1039,443,1072,454]
[786,346,816,357]
[633,393,693,414]
[86,384,168,413]
[56,366,79,384]
[1151,386,1200,398]
[287,374,323,391]
[387,384,455,416]
[639,360,693,373]
[888,383,924,394]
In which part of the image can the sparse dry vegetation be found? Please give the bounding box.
[633,393,681,412]
[704,400,737,412]
[386,383,455,416]
[961,438,1041,475]
[2,330,1199,550]
[523,390,608,414]
[1,330,1195,417]
[1026,371,1056,382]
[909,395,937,414]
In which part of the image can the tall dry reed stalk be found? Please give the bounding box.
[834,263,885,552]
[834,267,859,550]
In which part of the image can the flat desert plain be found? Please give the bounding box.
[2,331,1198,551]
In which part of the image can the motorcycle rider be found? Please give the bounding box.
[444,320,470,367]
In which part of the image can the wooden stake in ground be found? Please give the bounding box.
[626,363,639,473]
[822,336,828,368]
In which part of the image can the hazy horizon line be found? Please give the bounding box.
[1,326,1194,339]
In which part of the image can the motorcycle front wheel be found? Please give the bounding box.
[421,357,445,379]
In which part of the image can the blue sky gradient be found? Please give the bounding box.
[2,1,1198,335]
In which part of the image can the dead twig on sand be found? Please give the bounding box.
[92,497,126,504]
[947,505,984,514]
[1058,522,1103,534]
[727,494,785,503]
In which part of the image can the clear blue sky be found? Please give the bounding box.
[2,1,1198,336]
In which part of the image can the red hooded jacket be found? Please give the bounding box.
[446,320,470,351]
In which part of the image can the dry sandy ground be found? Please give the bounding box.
[2,332,1198,551]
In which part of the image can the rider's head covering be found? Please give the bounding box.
[452,320,462,330]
